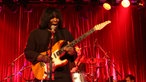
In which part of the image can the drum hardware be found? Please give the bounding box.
[72,72,85,82]
[83,57,105,82]
[95,42,122,82]
[84,38,106,82]
[78,38,122,82]
[73,41,108,82]
[72,58,105,82]
[97,42,111,82]
[73,56,105,82]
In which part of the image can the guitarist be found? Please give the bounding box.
[24,7,77,82]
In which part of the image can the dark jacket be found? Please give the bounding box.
[24,28,77,82]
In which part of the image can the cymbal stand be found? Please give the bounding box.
[110,62,122,81]
[97,43,111,82]
[98,44,122,81]
[90,58,97,82]
[90,39,98,82]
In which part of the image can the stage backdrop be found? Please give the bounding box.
[0,3,146,82]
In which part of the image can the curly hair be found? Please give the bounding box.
[39,7,63,29]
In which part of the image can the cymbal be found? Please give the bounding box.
[88,66,103,68]
[86,58,105,64]
[77,57,105,64]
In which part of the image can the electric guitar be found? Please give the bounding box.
[31,20,111,80]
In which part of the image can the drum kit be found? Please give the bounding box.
[72,42,110,82]
[72,57,106,82]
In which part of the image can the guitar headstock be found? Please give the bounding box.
[93,20,111,31]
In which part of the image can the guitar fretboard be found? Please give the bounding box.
[56,20,111,56]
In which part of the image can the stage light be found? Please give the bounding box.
[103,2,111,10]
[138,0,145,7]
[121,0,130,8]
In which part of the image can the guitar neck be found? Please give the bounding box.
[69,28,95,47]
[58,28,95,54]
[58,20,111,55]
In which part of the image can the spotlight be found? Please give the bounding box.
[121,0,130,8]
[138,0,145,7]
[103,2,111,10]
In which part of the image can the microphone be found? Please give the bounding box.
[50,25,57,33]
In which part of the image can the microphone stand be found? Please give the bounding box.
[91,39,98,82]
[47,31,55,80]
[1,65,31,82]
[1,53,24,82]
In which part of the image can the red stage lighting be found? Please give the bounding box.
[121,0,130,8]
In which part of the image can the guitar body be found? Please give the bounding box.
[31,40,68,80]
